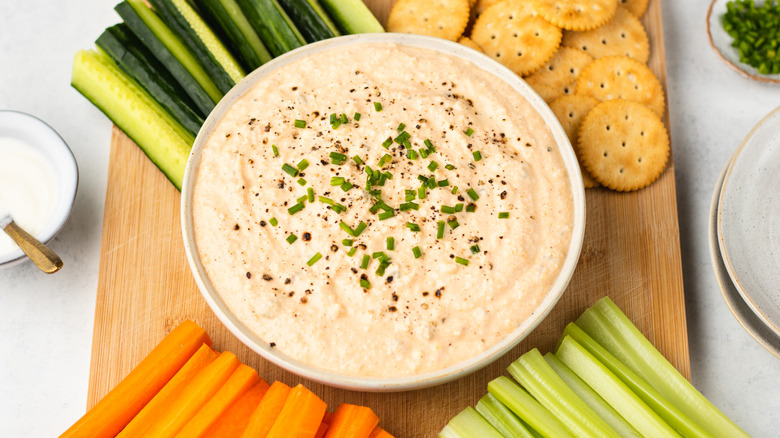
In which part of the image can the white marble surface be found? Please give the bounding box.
[0,0,778,436]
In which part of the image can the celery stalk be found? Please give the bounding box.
[439,406,504,438]
[487,376,574,438]
[544,353,642,438]
[562,323,714,438]
[577,297,750,438]
[476,393,537,438]
[556,336,681,437]
[508,349,621,438]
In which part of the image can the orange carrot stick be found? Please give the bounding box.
[266,384,327,438]
[314,421,330,438]
[142,351,241,437]
[175,364,261,438]
[204,380,270,437]
[324,404,380,438]
[118,343,218,437]
[368,427,394,438]
[240,381,292,438]
[60,320,212,438]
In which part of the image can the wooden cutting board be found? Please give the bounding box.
[88,0,686,435]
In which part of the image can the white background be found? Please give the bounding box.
[1,0,779,436]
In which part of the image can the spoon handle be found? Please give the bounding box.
[2,220,63,274]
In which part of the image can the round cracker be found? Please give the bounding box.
[531,0,617,31]
[471,0,562,76]
[473,0,503,16]
[562,6,650,63]
[524,47,593,98]
[387,0,470,42]
[458,36,483,52]
[578,99,669,191]
[549,95,600,188]
[620,0,649,18]
[575,55,665,117]
[529,82,561,103]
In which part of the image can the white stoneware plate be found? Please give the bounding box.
[717,105,780,338]
[181,33,586,391]
[710,154,780,359]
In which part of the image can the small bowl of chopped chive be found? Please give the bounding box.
[708,0,780,83]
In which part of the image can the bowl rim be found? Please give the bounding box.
[0,110,79,268]
[181,33,586,391]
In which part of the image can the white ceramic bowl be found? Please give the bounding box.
[0,111,78,268]
[182,33,586,391]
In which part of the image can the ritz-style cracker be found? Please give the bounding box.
[620,0,649,18]
[562,6,650,63]
[549,95,601,188]
[531,0,618,31]
[525,47,594,100]
[575,55,665,116]
[387,0,471,41]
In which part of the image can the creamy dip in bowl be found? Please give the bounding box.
[182,33,585,391]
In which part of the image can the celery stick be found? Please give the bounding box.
[544,353,642,438]
[487,376,574,438]
[439,406,505,438]
[476,393,537,438]
[577,297,750,438]
[556,336,681,437]
[563,323,714,438]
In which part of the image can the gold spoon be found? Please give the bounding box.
[0,214,63,274]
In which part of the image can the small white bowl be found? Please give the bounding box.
[0,111,79,268]
[181,33,586,391]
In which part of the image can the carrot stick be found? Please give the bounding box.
[368,427,394,438]
[118,343,218,437]
[204,380,270,437]
[175,364,260,438]
[142,351,241,437]
[60,320,212,438]
[240,381,292,438]
[314,412,334,438]
[324,404,380,438]
[267,384,327,438]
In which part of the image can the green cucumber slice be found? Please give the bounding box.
[235,0,306,57]
[278,0,340,43]
[319,0,384,34]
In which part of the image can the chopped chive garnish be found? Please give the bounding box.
[424,139,434,151]
[405,189,416,202]
[332,203,347,213]
[339,221,355,236]
[455,256,470,266]
[374,102,382,111]
[418,186,427,199]
[379,137,392,149]
[297,195,308,203]
[347,247,357,257]
[307,188,314,202]
[341,113,348,124]
[272,144,279,157]
[297,178,307,186]
[417,175,429,183]
[465,127,474,137]
[378,210,395,221]
[331,120,342,129]
[294,119,306,128]
[378,153,393,168]
[470,244,481,254]
[282,163,299,177]
[319,196,334,205]
[406,222,421,232]
[269,217,279,227]
[354,112,361,121]
[473,151,482,161]
[387,237,395,250]
[498,212,510,219]
[419,148,429,159]
[360,278,371,289]
[441,205,457,214]
[400,202,420,211]
[466,204,477,213]
[329,152,347,165]
[307,252,322,266]
[467,188,479,201]
[455,203,464,212]
[403,139,412,150]
[354,222,367,236]
[376,260,390,276]
[369,202,383,214]
[451,186,459,194]
[342,239,354,247]
[330,113,338,124]
[407,149,418,160]
[360,254,370,269]
[397,122,406,132]
[330,176,346,186]
[445,164,456,170]
[372,251,387,260]
[286,234,298,244]
[412,246,422,258]
[297,159,309,170]
[437,221,445,239]
[448,219,460,229]
[352,155,364,165]
[394,131,411,144]
[437,179,450,187]
[340,182,353,192]
[428,161,439,171]
[377,174,387,186]
[288,203,305,215]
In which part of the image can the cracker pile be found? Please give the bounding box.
[387,0,667,192]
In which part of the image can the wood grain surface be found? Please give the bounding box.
[87,1,687,436]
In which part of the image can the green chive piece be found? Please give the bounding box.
[428,161,439,171]
[307,252,322,266]
[403,139,413,150]
[473,151,483,161]
[470,244,481,254]
[319,196,334,205]
[354,112,361,121]
[354,222,367,236]
[282,163,299,177]
[340,113,348,124]
[329,113,338,124]
[374,102,383,111]
[372,251,387,260]
[465,127,474,137]
[269,217,278,227]
[297,159,309,170]
[412,246,422,259]
[407,149,418,160]
[466,204,477,213]
[297,195,308,204]
[441,205,457,214]
[394,131,411,144]
[378,153,393,168]
[347,247,357,257]
[360,254,370,269]
[340,182,353,192]
[445,164,456,170]
[378,210,395,221]
[418,186,427,199]
[387,237,395,250]
[360,278,371,289]
[455,203,464,212]
[352,155,364,166]
[332,203,347,213]
[448,219,460,229]
[288,203,305,215]
[451,186,459,194]
[272,144,279,157]
[437,221,445,239]
[307,188,314,203]
[455,256,470,266]
[369,202,383,214]
[342,239,354,246]
[467,188,479,201]
[417,175,429,183]
[397,122,406,132]
[330,176,346,186]
[437,179,450,187]
[499,212,510,219]
[376,260,390,276]
[294,119,306,128]
[297,178,307,186]
[331,119,342,129]
[400,202,420,211]
[405,189,416,202]
[424,139,434,151]
[329,152,347,165]
[382,137,393,148]
[419,148,429,159]
[286,234,298,244]
[406,222,421,232]
[339,221,355,236]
